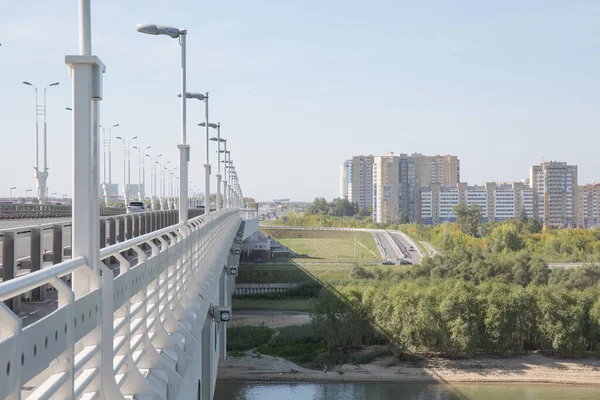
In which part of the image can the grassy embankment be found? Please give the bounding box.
[230,228,396,366]
[233,228,383,312]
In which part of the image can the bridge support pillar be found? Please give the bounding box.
[30,228,47,301]
[132,214,140,237]
[126,215,133,240]
[201,315,216,400]
[2,232,20,312]
[118,216,125,242]
[219,269,227,360]
[99,218,106,248]
[108,217,116,245]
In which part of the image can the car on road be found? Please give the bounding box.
[399,259,412,265]
[409,246,415,251]
[253,257,266,263]
[382,260,394,265]
[127,201,148,213]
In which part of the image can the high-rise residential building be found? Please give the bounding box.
[420,182,533,225]
[350,155,374,210]
[530,161,578,228]
[578,184,600,228]
[339,160,352,200]
[373,154,401,223]
[408,154,460,222]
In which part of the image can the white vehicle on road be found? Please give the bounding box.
[127,201,148,213]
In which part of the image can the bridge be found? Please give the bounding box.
[0,1,261,399]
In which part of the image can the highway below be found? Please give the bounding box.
[388,231,424,264]
[373,231,403,260]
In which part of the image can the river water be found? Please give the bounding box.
[214,382,600,399]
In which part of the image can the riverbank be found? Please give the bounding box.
[218,352,600,385]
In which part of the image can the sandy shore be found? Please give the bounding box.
[218,352,600,385]
[223,309,600,385]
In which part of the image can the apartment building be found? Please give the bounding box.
[420,182,533,225]
[373,154,401,223]
[339,159,352,200]
[578,184,600,228]
[409,154,460,222]
[349,155,374,209]
[531,162,578,228]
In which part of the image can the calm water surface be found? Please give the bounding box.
[214,382,600,400]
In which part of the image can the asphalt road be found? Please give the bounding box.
[0,217,71,230]
[389,231,423,264]
[373,231,403,260]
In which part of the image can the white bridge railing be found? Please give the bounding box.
[0,209,249,400]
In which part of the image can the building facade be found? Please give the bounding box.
[339,159,352,200]
[531,161,578,228]
[578,184,600,228]
[350,155,374,210]
[372,154,401,223]
[420,182,533,225]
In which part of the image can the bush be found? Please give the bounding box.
[227,325,275,351]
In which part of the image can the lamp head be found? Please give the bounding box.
[112,123,120,128]
[49,82,59,87]
[178,92,206,101]
[22,81,33,86]
[136,23,183,38]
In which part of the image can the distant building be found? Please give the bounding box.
[339,160,352,200]
[420,182,533,225]
[373,154,401,223]
[349,155,374,210]
[531,161,578,228]
[578,184,600,228]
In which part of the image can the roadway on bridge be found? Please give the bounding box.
[0,217,71,230]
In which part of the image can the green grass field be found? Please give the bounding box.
[264,230,380,261]
[232,298,312,312]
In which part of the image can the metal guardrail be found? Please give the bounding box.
[0,208,248,399]
[0,208,207,313]
[0,203,125,219]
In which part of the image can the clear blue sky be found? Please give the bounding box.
[1,0,599,202]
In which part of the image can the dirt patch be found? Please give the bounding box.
[232,310,310,329]
[219,351,600,384]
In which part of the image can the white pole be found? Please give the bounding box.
[204,93,210,214]
[136,148,142,201]
[216,123,222,211]
[122,140,127,204]
[127,140,132,202]
[178,31,189,222]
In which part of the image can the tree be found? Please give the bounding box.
[243,197,256,203]
[453,203,482,237]
[306,197,329,215]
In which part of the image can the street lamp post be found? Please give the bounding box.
[169,166,178,209]
[133,145,151,201]
[137,23,189,223]
[100,123,119,204]
[163,161,171,209]
[22,80,59,204]
[146,153,162,210]
[9,187,16,202]
[115,135,137,205]
[25,189,32,203]
[220,148,230,208]
[210,130,225,211]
